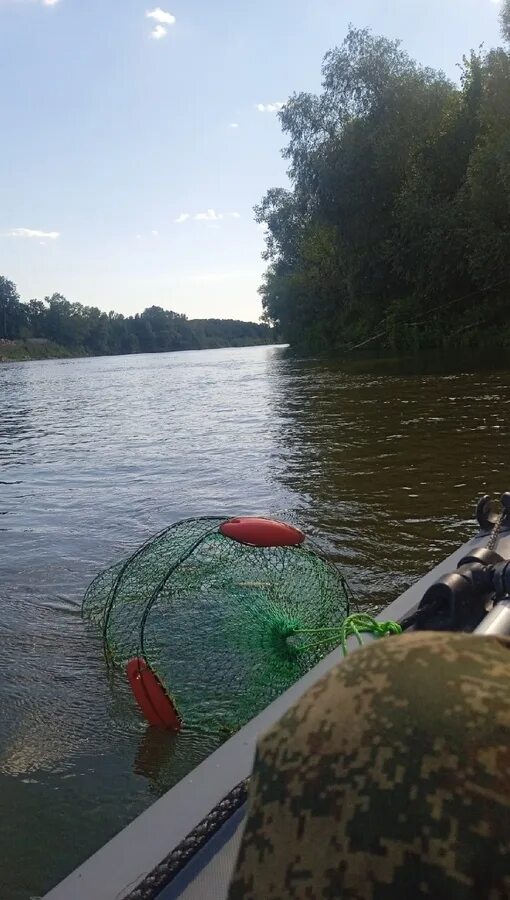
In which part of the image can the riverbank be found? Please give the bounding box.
[0,336,274,363]
[0,339,77,362]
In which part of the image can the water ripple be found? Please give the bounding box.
[1,346,509,898]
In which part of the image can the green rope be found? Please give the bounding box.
[337,614,402,656]
[293,613,402,657]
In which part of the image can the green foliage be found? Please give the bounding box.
[502,0,510,45]
[0,278,22,340]
[257,22,510,353]
[190,318,272,348]
[0,280,272,361]
[0,339,75,362]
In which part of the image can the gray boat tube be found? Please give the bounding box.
[43,527,510,900]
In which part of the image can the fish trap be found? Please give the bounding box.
[83,516,350,733]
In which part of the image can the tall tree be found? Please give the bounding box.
[502,0,510,45]
[0,278,22,340]
[257,21,510,353]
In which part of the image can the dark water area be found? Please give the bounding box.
[1,344,509,898]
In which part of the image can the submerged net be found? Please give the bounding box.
[83,517,350,736]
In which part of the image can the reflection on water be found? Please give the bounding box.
[270,353,510,607]
[0,345,509,898]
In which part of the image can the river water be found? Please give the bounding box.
[1,345,509,898]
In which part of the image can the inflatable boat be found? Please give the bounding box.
[43,493,510,900]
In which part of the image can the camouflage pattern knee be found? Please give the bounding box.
[229,631,510,899]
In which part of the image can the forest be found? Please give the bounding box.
[256,3,510,353]
[0,277,271,359]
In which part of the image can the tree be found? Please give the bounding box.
[0,277,22,340]
[465,49,510,289]
[502,0,510,45]
[0,279,273,358]
[256,22,510,352]
[26,299,47,337]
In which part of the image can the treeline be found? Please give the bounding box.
[257,5,510,353]
[0,277,272,356]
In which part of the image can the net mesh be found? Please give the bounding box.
[83,517,350,736]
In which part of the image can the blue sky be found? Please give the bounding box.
[0,0,503,321]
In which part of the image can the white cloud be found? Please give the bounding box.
[151,24,167,39]
[229,122,239,129]
[7,227,60,240]
[151,229,159,237]
[146,7,175,24]
[194,209,223,222]
[175,210,241,225]
[256,102,285,113]
[43,0,60,5]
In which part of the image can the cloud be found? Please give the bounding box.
[146,7,175,24]
[256,102,285,113]
[151,24,168,39]
[229,122,239,129]
[175,210,241,225]
[194,209,223,222]
[7,227,60,240]
[43,0,60,5]
[146,9,175,39]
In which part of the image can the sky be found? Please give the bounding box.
[0,0,503,322]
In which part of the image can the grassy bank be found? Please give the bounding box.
[0,339,76,362]
[0,337,275,363]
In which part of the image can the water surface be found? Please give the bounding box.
[1,345,509,898]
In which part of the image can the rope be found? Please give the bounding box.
[126,780,249,900]
[292,613,402,657]
[487,511,505,552]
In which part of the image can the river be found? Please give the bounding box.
[0,344,509,898]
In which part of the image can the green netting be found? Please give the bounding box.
[83,517,350,735]
[83,517,225,663]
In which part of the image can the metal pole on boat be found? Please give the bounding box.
[474,599,510,636]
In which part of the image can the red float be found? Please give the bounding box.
[219,516,305,548]
[126,657,181,731]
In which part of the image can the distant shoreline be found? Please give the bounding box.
[0,337,276,364]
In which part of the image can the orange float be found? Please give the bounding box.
[126,657,181,731]
[219,516,305,547]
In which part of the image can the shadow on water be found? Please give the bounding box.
[339,348,509,377]
[267,347,510,610]
[281,346,508,377]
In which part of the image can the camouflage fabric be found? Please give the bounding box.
[229,631,510,899]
